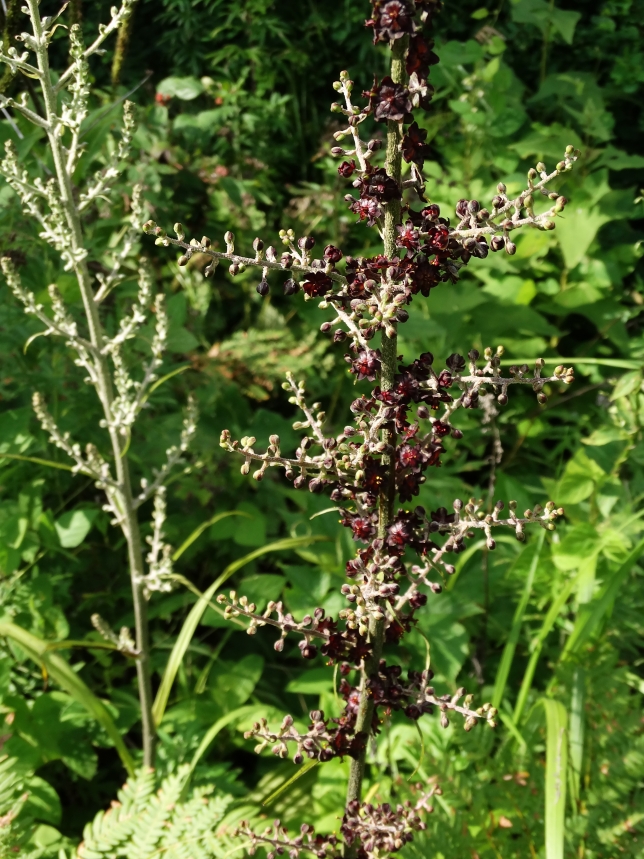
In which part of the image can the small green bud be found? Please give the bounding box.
[174,222,184,239]
[556,161,566,172]
[536,161,546,173]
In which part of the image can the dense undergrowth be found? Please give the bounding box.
[0,1,643,857]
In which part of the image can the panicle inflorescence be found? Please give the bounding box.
[142,0,579,854]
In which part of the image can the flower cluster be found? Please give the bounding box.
[235,785,436,859]
[244,664,494,766]
[144,2,579,855]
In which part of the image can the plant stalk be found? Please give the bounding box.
[27,0,156,768]
[342,38,407,852]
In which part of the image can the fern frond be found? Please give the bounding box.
[76,768,234,859]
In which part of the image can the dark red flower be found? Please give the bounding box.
[348,196,383,227]
[401,120,432,168]
[324,244,343,264]
[424,223,449,251]
[349,348,381,381]
[372,76,412,122]
[446,353,466,373]
[422,203,440,220]
[367,0,416,43]
[338,160,356,178]
[361,167,401,203]
[301,271,333,297]
[406,33,439,76]
[408,256,440,296]
[395,220,419,251]
[379,0,415,38]
[363,458,386,494]
[398,444,423,468]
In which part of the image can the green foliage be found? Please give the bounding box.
[0,0,642,857]
[76,767,234,859]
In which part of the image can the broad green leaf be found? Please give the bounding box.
[157,75,204,100]
[0,515,28,550]
[555,206,610,270]
[543,698,568,859]
[610,370,642,400]
[54,509,97,548]
[236,574,284,609]
[0,621,134,775]
[210,654,263,712]
[551,523,601,571]
[286,667,333,695]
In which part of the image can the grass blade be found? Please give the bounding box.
[152,535,328,727]
[542,698,568,859]
[261,759,319,807]
[568,668,585,811]
[513,575,576,725]
[0,620,135,775]
[172,510,250,562]
[492,531,545,709]
[184,705,255,792]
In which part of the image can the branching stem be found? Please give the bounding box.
[25,0,155,767]
[342,38,407,849]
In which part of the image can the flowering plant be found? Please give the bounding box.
[144,1,578,855]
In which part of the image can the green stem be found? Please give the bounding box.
[342,38,407,850]
[26,0,155,767]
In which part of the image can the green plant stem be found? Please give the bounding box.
[26,0,155,768]
[342,38,406,851]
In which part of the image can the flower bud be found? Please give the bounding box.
[505,240,517,255]
[536,161,546,173]
[298,236,315,251]
[256,278,269,296]
[178,255,189,266]
[283,278,299,296]
[253,237,264,252]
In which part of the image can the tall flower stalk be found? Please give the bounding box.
[0,0,197,768]
[146,2,578,854]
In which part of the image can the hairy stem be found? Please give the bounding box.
[342,38,407,846]
[26,0,155,767]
